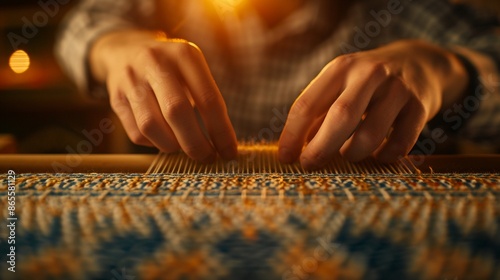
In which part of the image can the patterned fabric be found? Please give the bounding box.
[1,172,500,280]
[1,145,500,279]
[55,0,500,142]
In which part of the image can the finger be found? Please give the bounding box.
[340,78,411,162]
[306,114,327,143]
[299,64,389,169]
[278,59,348,163]
[170,42,237,159]
[146,64,217,162]
[374,100,427,162]
[123,70,181,154]
[109,88,154,147]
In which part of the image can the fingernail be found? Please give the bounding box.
[279,147,293,163]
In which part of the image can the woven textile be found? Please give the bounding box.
[1,147,499,279]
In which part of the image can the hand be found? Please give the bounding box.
[90,30,237,162]
[279,40,468,169]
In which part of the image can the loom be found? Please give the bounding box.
[0,143,499,280]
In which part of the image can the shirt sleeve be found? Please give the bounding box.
[391,0,500,147]
[54,0,157,98]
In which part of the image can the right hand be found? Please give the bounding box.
[90,30,237,162]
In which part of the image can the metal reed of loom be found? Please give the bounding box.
[147,143,416,174]
[0,143,499,280]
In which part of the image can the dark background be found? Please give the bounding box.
[0,0,133,154]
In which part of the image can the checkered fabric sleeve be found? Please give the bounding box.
[54,0,155,98]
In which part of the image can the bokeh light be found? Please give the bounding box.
[9,50,30,74]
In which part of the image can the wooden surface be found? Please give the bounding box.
[0,154,499,174]
[0,155,156,173]
[0,135,16,154]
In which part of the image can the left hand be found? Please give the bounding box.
[278,40,468,169]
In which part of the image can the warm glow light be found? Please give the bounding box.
[155,31,168,42]
[9,50,30,74]
[213,0,241,6]
[212,0,242,15]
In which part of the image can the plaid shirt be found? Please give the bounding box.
[56,0,500,146]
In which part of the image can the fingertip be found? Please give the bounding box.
[339,143,358,163]
[200,151,217,164]
[157,141,181,154]
[299,141,334,171]
[340,149,365,163]
[219,143,238,160]
[214,131,238,160]
[209,123,238,160]
[141,141,156,148]
[278,135,302,164]
[278,146,295,164]
[300,147,327,171]
[300,154,324,171]
[375,142,410,163]
[376,151,401,163]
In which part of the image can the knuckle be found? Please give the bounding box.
[137,114,158,135]
[136,45,159,64]
[109,92,127,113]
[197,86,219,107]
[136,85,151,101]
[119,65,135,83]
[129,82,151,102]
[333,54,356,67]
[366,62,389,79]
[332,100,354,117]
[110,101,125,115]
[163,97,189,119]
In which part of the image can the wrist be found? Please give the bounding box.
[89,29,159,83]
[383,40,469,111]
[428,50,483,135]
[439,49,470,110]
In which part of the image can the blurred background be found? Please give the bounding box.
[0,0,498,155]
[0,0,131,154]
